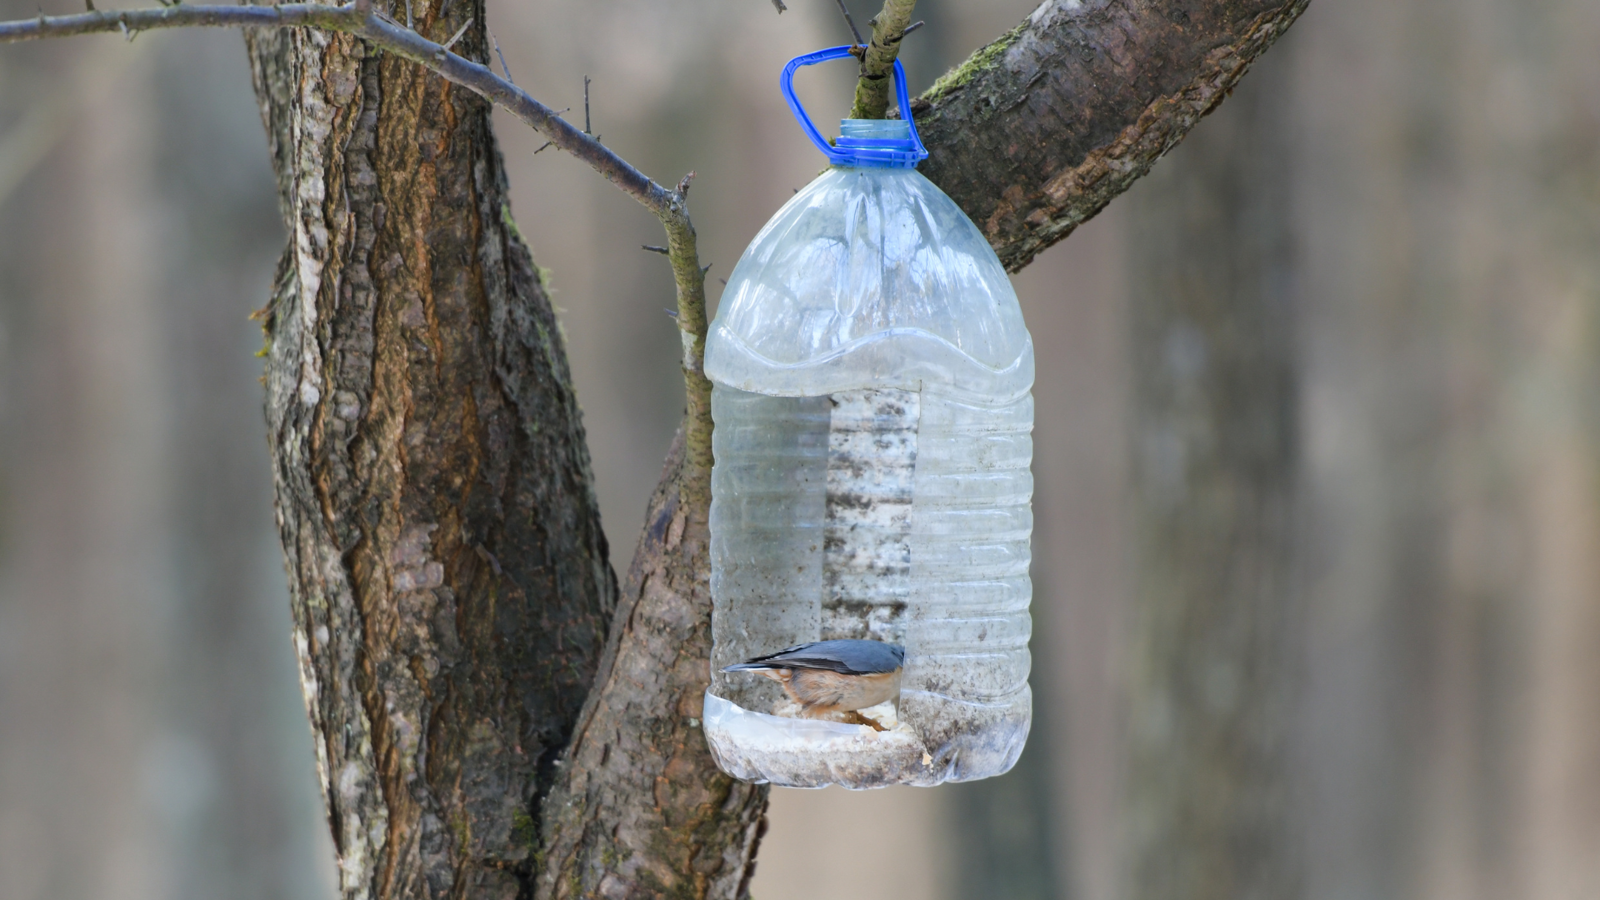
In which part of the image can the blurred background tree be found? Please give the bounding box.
[0,0,1596,899]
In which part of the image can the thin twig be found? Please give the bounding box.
[439,15,470,52]
[0,3,349,42]
[902,19,923,35]
[583,75,591,134]
[489,26,512,84]
[642,245,669,255]
[832,0,863,45]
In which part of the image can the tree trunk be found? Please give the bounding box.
[240,0,1310,896]
[531,432,769,900]
[244,12,614,897]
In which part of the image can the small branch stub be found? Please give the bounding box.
[439,17,471,53]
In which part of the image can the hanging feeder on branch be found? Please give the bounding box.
[703,46,1035,789]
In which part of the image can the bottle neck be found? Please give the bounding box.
[834,119,921,169]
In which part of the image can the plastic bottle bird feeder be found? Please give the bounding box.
[703,46,1034,789]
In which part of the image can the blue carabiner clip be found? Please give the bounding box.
[779,46,929,168]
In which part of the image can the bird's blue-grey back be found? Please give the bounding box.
[723,639,905,675]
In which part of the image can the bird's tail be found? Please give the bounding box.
[720,662,777,673]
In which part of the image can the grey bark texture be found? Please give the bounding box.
[240,0,1309,897]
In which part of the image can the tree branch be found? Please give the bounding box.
[0,2,348,41]
[912,0,1313,271]
[847,0,917,120]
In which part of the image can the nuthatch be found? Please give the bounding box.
[722,639,905,731]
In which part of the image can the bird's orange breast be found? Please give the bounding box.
[786,667,902,713]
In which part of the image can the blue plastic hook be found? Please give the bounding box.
[779,45,929,168]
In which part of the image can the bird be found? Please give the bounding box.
[722,639,905,731]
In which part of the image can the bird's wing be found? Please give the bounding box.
[742,641,902,675]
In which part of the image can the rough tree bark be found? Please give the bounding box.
[244,11,614,897]
[234,0,1310,897]
[916,0,1310,274]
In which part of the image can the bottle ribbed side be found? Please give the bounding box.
[905,390,1033,704]
[707,383,1033,786]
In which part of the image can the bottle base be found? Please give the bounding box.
[701,688,1029,788]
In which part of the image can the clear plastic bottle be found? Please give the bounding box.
[702,52,1033,789]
